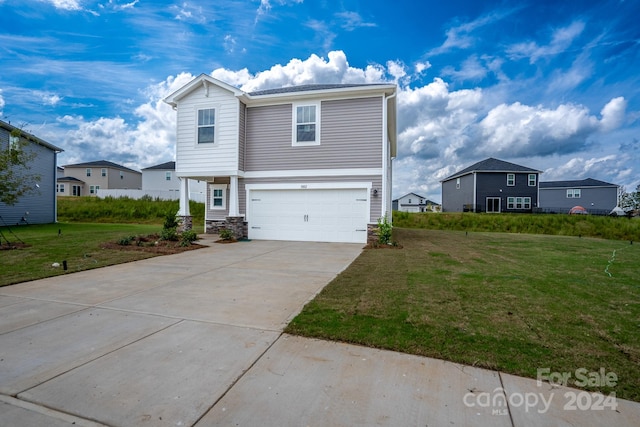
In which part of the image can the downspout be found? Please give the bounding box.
[383,91,396,222]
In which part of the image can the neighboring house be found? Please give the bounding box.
[393,192,440,212]
[539,178,619,214]
[441,158,542,213]
[163,74,397,243]
[0,120,63,225]
[141,161,206,201]
[60,160,142,196]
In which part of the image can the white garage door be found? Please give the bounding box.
[248,188,369,243]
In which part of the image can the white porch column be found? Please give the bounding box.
[178,177,190,216]
[229,175,239,217]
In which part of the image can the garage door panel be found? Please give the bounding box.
[249,188,368,243]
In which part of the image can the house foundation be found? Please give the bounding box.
[205,217,247,240]
[177,215,193,232]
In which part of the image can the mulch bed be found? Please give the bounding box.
[101,234,206,255]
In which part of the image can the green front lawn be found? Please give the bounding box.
[0,223,165,287]
[286,227,640,401]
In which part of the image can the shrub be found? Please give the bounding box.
[160,227,178,241]
[219,228,234,241]
[180,230,198,247]
[377,215,392,245]
[118,235,136,246]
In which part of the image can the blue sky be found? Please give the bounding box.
[1,0,639,201]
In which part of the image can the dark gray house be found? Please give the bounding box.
[539,178,618,214]
[441,158,542,213]
[0,120,63,225]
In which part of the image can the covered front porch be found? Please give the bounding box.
[177,174,247,239]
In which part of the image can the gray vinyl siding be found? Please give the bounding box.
[240,175,382,223]
[0,133,58,225]
[245,97,383,171]
[442,174,474,212]
[539,187,617,211]
[238,102,246,172]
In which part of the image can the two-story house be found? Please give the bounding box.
[164,74,397,243]
[539,178,618,214]
[0,120,63,225]
[392,192,440,212]
[141,161,206,202]
[441,158,542,213]
[58,160,142,196]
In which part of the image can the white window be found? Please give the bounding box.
[197,108,215,144]
[507,197,531,210]
[456,178,461,189]
[86,168,92,177]
[293,103,320,145]
[165,172,172,181]
[507,174,515,186]
[120,171,124,180]
[101,168,107,177]
[9,135,19,151]
[90,185,100,194]
[528,174,536,186]
[56,184,65,193]
[72,185,81,196]
[567,189,581,198]
[209,184,227,210]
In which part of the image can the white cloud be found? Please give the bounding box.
[599,97,626,132]
[214,51,388,92]
[41,93,63,106]
[335,11,376,31]
[46,0,82,11]
[441,55,488,82]
[507,21,585,63]
[255,0,303,23]
[172,2,206,24]
[428,8,519,56]
[415,61,431,74]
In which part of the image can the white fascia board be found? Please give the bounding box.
[245,182,372,191]
[164,74,245,107]
[243,168,382,179]
[176,170,245,179]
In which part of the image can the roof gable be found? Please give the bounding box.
[164,74,244,107]
[443,158,542,181]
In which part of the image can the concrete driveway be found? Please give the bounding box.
[1,237,639,427]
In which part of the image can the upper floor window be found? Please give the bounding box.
[456,178,461,189]
[528,174,536,186]
[101,168,107,177]
[165,172,172,181]
[86,168,92,177]
[507,174,515,186]
[567,189,581,198]
[293,103,320,146]
[120,171,124,179]
[197,108,215,144]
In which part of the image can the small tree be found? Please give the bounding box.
[620,185,640,210]
[0,128,41,206]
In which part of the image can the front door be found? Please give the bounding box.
[486,197,501,213]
